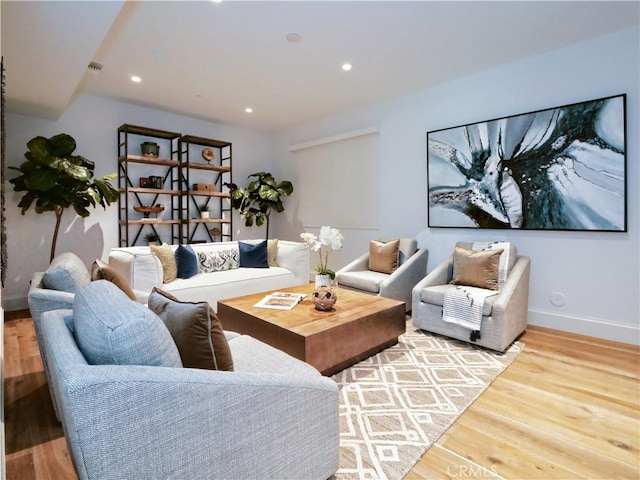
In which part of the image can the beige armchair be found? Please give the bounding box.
[411,242,530,352]
[336,238,428,312]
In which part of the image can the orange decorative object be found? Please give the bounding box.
[133,204,165,218]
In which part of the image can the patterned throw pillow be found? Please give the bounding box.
[198,248,239,273]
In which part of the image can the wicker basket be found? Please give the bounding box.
[312,285,337,311]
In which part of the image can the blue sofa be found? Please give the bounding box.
[35,283,339,479]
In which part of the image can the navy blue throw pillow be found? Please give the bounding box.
[238,241,269,268]
[175,244,198,279]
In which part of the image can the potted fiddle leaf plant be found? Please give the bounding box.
[224,171,293,240]
[9,133,119,261]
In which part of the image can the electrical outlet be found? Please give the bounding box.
[549,292,566,307]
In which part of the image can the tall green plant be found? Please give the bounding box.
[9,133,119,261]
[224,171,293,240]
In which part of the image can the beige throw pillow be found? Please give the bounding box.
[450,246,503,290]
[150,243,178,283]
[369,239,400,274]
[267,238,279,267]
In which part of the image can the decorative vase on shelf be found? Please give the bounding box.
[140,142,159,157]
[313,285,337,311]
[315,273,332,288]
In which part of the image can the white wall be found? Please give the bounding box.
[273,27,640,345]
[3,93,275,309]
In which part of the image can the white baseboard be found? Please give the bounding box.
[2,296,28,312]
[528,309,640,346]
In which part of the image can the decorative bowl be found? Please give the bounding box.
[134,204,165,217]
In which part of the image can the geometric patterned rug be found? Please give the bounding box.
[331,318,523,480]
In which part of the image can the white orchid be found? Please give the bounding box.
[300,226,344,278]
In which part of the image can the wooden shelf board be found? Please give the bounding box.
[185,163,231,173]
[189,218,231,224]
[188,191,230,198]
[118,124,182,139]
[120,219,181,225]
[180,135,231,148]
[121,187,181,195]
[119,154,179,167]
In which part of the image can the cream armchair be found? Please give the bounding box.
[336,238,428,312]
[411,242,530,352]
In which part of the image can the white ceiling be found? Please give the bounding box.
[2,1,639,132]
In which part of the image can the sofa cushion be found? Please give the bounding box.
[334,270,388,293]
[90,258,136,300]
[150,243,178,283]
[450,246,503,290]
[73,280,182,367]
[42,252,91,293]
[175,244,198,279]
[199,249,239,273]
[239,240,269,268]
[148,288,234,371]
[369,239,400,274]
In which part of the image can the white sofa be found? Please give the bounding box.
[108,240,310,312]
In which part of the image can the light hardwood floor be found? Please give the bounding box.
[4,310,639,479]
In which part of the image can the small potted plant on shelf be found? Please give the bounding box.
[144,232,160,246]
[198,203,210,219]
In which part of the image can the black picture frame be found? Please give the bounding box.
[426,94,627,232]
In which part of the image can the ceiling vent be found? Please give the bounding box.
[87,61,104,73]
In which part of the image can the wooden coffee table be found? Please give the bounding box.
[217,284,406,375]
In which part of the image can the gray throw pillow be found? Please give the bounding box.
[73,280,182,367]
[42,252,91,293]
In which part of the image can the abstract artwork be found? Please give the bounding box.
[427,94,627,231]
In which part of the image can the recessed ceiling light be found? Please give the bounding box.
[245,107,253,113]
[131,75,142,83]
[342,63,352,71]
[286,33,302,43]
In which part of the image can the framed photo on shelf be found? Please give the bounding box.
[426,94,627,232]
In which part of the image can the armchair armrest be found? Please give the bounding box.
[28,272,75,322]
[492,256,531,317]
[379,248,428,303]
[108,249,163,293]
[337,252,370,274]
[411,256,453,308]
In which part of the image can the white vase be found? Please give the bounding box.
[200,211,210,219]
[315,274,332,288]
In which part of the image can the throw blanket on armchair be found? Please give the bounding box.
[442,242,511,341]
[442,286,498,339]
